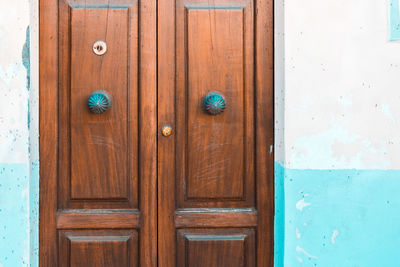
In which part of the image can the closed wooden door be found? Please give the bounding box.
[157,0,274,265]
[39,0,273,266]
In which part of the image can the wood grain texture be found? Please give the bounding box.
[39,0,58,264]
[175,209,257,228]
[255,0,274,265]
[186,7,247,200]
[59,230,138,267]
[158,0,273,265]
[40,0,157,266]
[138,0,158,264]
[177,229,255,267]
[157,0,177,264]
[56,209,140,229]
[41,0,272,264]
[58,0,139,209]
[69,7,131,200]
[175,0,255,209]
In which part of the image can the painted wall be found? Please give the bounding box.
[1,0,400,266]
[275,0,400,266]
[0,0,38,266]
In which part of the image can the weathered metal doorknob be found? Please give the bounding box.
[202,92,226,115]
[88,90,111,114]
[161,125,173,137]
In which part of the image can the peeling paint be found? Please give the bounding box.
[331,229,339,244]
[296,246,318,259]
[296,198,311,211]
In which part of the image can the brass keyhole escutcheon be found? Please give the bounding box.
[161,125,172,137]
[93,40,107,55]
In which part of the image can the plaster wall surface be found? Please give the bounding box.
[275,1,400,266]
[282,0,400,170]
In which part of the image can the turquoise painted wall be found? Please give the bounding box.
[275,163,400,266]
[0,164,30,266]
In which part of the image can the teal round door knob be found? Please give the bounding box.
[202,92,226,115]
[88,90,111,114]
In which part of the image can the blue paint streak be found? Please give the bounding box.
[0,163,30,266]
[22,26,30,92]
[389,0,400,41]
[274,163,285,267]
[280,165,400,266]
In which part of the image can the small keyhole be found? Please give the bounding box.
[93,41,107,55]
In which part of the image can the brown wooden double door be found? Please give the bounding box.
[39,0,273,266]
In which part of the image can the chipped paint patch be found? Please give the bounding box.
[296,198,310,211]
[331,229,339,244]
[296,246,318,259]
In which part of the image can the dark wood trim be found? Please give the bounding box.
[138,0,158,265]
[255,0,275,265]
[39,0,58,265]
[157,0,176,265]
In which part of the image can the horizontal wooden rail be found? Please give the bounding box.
[57,209,141,229]
[175,208,258,228]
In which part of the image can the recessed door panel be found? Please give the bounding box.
[58,0,139,209]
[177,229,255,267]
[186,7,247,200]
[57,0,139,207]
[70,7,132,200]
[58,230,138,267]
[175,0,255,208]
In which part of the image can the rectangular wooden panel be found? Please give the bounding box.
[70,8,132,199]
[186,7,246,200]
[177,229,255,267]
[59,230,138,267]
[58,0,139,208]
[175,0,255,208]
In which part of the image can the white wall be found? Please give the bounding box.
[0,0,38,265]
[282,0,400,169]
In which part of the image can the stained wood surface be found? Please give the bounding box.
[40,0,156,266]
[56,209,141,229]
[158,0,273,265]
[58,230,138,267]
[177,229,255,267]
[40,0,272,265]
